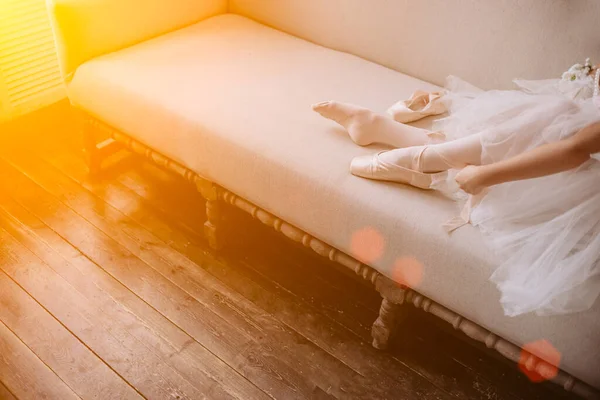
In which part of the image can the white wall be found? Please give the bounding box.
[230,0,600,90]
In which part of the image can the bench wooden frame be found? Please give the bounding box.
[83,113,598,399]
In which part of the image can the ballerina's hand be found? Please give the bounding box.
[455,165,487,195]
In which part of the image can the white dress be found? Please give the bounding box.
[434,76,600,317]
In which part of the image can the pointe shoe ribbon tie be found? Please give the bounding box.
[443,188,488,233]
[387,90,448,123]
[350,148,434,190]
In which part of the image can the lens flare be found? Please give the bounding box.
[392,257,424,288]
[519,339,561,383]
[350,227,385,264]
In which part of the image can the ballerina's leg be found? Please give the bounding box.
[312,101,443,148]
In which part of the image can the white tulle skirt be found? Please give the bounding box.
[434,77,600,317]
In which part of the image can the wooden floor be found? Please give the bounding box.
[0,103,577,400]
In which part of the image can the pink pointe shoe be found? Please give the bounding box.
[350,147,436,190]
[387,90,447,123]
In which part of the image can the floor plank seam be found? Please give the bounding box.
[0,380,18,400]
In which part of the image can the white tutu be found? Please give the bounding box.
[435,77,600,317]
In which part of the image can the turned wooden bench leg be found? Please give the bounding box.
[372,298,404,349]
[83,121,122,176]
[204,198,225,250]
[372,276,408,350]
[196,179,225,250]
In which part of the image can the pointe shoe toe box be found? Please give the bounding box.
[350,155,375,178]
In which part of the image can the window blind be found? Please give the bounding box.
[0,0,65,122]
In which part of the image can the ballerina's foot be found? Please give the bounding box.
[350,148,434,190]
[313,100,439,148]
[312,101,380,146]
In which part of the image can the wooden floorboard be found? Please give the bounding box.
[0,161,288,400]
[0,104,582,400]
[0,221,219,400]
[0,200,268,400]
[0,266,141,400]
[0,319,79,400]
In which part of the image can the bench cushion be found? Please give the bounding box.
[67,14,600,388]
